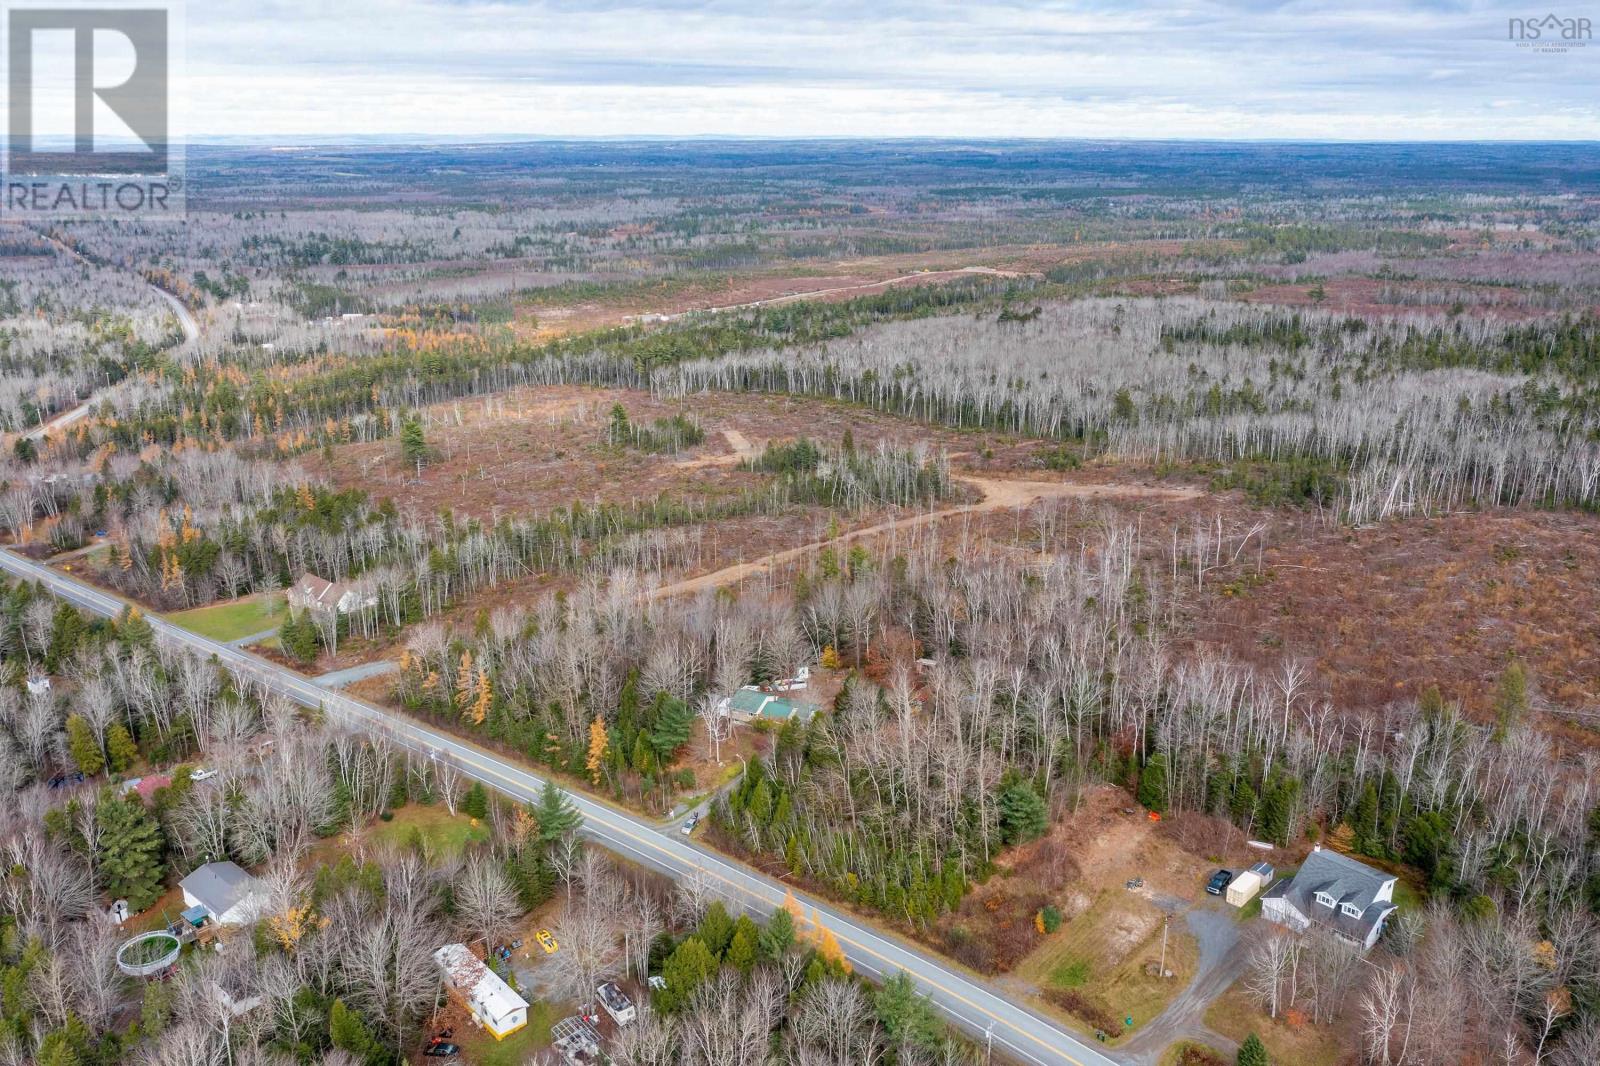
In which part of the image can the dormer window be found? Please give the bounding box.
[1341,903,1362,918]
[1315,891,1336,908]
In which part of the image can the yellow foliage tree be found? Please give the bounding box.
[820,645,843,670]
[455,650,475,708]
[586,715,609,783]
[469,669,493,726]
[268,902,314,953]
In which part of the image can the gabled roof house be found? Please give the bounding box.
[718,686,813,724]
[287,572,376,615]
[180,861,267,926]
[1260,845,1397,950]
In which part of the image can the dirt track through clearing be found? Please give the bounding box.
[674,428,761,470]
[648,474,1204,599]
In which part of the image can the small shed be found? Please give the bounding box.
[1227,861,1275,907]
[180,861,266,926]
[434,943,528,1040]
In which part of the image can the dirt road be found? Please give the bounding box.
[673,428,761,470]
[648,473,1202,600]
[661,265,1031,321]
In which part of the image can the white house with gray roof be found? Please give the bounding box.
[1260,845,1397,950]
[180,861,267,927]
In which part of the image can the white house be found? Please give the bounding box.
[286,572,377,616]
[179,861,267,927]
[434,943,528,1040]
[1260,846,1397,950]
[26,675,51,695]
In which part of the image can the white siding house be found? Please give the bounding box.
[180,862,267,926]
[434,944,528,1040]
[1260,846,1397,950]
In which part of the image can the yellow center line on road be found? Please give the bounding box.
[0,551,1096,1066]
[437,744,1092,1066]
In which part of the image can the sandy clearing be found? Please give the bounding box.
[647,473,1204,599]
[674,428,762,470]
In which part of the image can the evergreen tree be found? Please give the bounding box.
[329,998,378,1059]
[874,971,943,1053]
[64,715,104,776]
[727,917,759,974]
[760,903,795,960]
[1349,781,1380,855]
[96,793,166,912]
[698,901,734,959]
[656,937,717,1013]
[400,415,429,466]
[1138,753,1170,813]
[648,693,694,762]
[534,780,582,844]
[1492,662,1529,741]
[462,782,489,820]
[106,723,138,773]
[998,780,1048,846]
[1237,1032,1269,1066]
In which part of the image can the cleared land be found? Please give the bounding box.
[166,593,287,642]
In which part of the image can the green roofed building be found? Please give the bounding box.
[719,686,814,724]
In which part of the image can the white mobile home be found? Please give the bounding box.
[434,943,528,1040]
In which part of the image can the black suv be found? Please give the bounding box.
[1205,869,1233,895]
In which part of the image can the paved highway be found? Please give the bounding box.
[0,547,1119,1066]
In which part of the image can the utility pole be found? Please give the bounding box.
[984,1023,994,1066]
[1159,913,1171,977]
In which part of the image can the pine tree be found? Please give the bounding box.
[657,937,717,1013]
[761,902,796,960]
[534,779,581,845]
[1138,753,1170,813]
[999,780,1048,845]
[329,999,378,1058]
[874,971,943,1052]
[64,715,104,776]
[106,723,138,773]
[1493,662,1529,741]
[97,793,166,911]
[1237,1032,1269,1066]
[698,901,734,958]
[463,782,489,820]
[400,416,428,467]
[727,917,759,974]
[648,693,693,762]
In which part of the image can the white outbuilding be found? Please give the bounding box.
[1226,861,1275,907]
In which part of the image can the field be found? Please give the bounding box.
[166,593,287,643]
[370,804,491,861]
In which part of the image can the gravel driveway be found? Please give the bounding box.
[1113,903,1252,1065]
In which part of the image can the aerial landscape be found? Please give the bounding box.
[0,4,1598,1066]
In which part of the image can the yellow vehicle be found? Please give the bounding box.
[535,929,558,954]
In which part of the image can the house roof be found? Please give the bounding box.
[434,943,527,1021]
[180,861,262,917]
[1264,847,1396,942]
[726,687,812,721]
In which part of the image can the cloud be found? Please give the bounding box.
[157,1,1600,138]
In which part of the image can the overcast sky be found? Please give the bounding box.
[56,1,1600,139]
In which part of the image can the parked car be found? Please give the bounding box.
[680,813,700,836]
[190,767,218,781]
[1205,869,1234,896]
[422,1043,458,1057]
[536,929,559,954]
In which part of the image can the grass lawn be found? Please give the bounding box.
[1016,889,1199,1039]
[167,593,286,642]
[1204,978,1346,1066]
[456,1001,557,1066]
[370,804,490,861]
